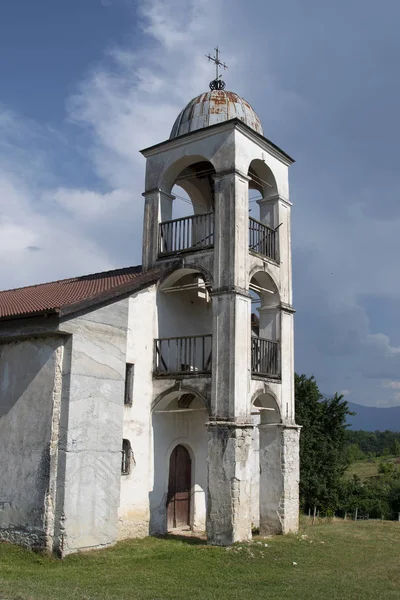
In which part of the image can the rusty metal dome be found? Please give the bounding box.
[170,90,263,139]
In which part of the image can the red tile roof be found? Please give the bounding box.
[0,265,159,321]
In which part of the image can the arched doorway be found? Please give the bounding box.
[167,445,192,529]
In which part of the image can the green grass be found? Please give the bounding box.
[1,520,399,600]
[344,456,399,480]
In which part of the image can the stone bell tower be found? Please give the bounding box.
[140,54,300,545]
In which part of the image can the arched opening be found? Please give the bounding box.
[250,393,282,533]
[158,158,216,256]
[172,160,216,218]
[248,159,279,262]
[150,388,208,535]
[121,439,132,475]
[167,444,192,529]
[250,271,280,378]
[155,268,212,375]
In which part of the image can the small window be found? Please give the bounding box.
[121,439,131,475]
[124,363,134,406]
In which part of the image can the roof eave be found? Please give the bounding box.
[0,308,60,324]
[140,118,295,165]
[59,268,162,319]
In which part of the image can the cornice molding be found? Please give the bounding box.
[140,118,295,166]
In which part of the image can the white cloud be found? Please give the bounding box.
[383,381,400,390]
[0,0,224,289]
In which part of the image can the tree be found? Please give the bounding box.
[390,439,400,457]
[295,373,353,512]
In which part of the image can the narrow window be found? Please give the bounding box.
[124,363,134,406]
[121,439,131,475]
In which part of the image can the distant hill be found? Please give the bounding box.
[346,402,400,432]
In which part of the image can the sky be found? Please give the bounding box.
[1,0,400,409]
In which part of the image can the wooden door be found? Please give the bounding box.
[167,445,191,529]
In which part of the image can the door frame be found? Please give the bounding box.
[165,440,195,531]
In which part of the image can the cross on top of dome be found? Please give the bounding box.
[205,46,228,91]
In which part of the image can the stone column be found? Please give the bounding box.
[280,305,295,422]
[259,424,300,535]
[206,423,253,545]
[258,306,280,341]
[211,169,251,420]
[207,169,253,544]
[142,189,175,271]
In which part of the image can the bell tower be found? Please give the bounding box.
[141,59,300,544]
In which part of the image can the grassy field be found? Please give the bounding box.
[1,520,399,600]
[344,456,399,480]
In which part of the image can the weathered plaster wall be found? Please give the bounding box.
[118,286,157,539]
[259,425,300,535]
[0,336,64,550]
[58,300,129,554]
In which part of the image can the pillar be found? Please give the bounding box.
[206,423,253,545]
[259,424,300,535]
[207,169,253,545]
[142,189,175,270]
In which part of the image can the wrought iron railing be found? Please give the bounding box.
[154,335,212,375]
[251,337,280,377]
[249,217,278,262]
[159,213,214,255]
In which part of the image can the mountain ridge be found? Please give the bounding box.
[345,402,400,432]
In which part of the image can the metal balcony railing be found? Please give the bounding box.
[249,217,279,262]
[159,213,214,256]
[154,335,212,375]
[251,337,280,377]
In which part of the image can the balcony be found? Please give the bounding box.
[154,335,279,379]
[159,213,214,256]
[249,217,279,262]
[251,337,280,378]
[154,335,212,376]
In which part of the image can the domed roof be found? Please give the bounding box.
[170,90,263,139]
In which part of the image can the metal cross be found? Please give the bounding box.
[206,47,228,90]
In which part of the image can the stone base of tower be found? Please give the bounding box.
[259,424,300,536]
[206,423,253,546]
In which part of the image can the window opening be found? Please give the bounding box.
[124,363,134,406]
[121,439,131,475]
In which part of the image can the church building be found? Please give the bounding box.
[0,60,300,556]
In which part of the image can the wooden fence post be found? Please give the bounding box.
[312,506,317,525]
[354,507,358,521]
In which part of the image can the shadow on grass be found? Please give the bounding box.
[161,533,207,546]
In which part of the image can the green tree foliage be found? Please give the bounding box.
[345,430,400,457]
[345,443,366,463]
[295,373,353,512]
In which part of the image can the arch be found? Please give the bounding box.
[151,384,210,414]
[252,392,282,425]
[160,157,217,219]
[250,269,280,306]
[159,265,213,291]
[249,263,280,290]
[156,267,213,373]
[248,159,278,200]
[161,155,215,193]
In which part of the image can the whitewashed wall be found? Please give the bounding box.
[0,336,64,550]
[59,300,129,554]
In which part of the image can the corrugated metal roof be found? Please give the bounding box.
[0,265,152,320]
[170,90,263,139]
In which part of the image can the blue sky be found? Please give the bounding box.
[1,0,400,410]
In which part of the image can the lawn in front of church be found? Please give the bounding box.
[0,519,399,600]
